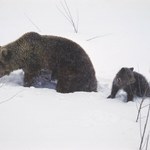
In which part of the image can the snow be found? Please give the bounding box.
[0,0,150,149]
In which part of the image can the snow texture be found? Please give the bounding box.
[0,0,150,150]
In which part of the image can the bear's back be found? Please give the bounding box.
[133,71,150,97]
[42,35,94,72]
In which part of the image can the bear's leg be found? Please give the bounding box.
[56,74,82,93]
[107,84,119,98]
[124,88,134,102]
[56,74,96,93]
[56,80,68,93]
[24,72,38,87]
[126,92,134,102]
[56,78,73,93]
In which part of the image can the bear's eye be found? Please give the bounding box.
[117,78,121,83]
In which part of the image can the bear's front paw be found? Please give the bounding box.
[24,82,31,87]
[107,95,115,99]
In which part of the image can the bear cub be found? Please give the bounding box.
[107,67,150,102]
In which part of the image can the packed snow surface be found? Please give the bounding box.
[0,0,150,150]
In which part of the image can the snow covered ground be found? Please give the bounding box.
[0,0,150,149]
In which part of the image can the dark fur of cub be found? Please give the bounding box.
[108,67,150,102]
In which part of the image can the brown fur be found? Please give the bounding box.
[108,67,150,102]
[0,32,97,93]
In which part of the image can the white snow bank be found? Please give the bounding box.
[0,0,150,149]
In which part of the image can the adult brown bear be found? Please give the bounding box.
[0,32,97,93]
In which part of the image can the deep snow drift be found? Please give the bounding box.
[0,0,150,150]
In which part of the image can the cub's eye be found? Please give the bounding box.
[117,78,121,83]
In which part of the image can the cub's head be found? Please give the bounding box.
[114,67,136,87]
[0,46,13,77]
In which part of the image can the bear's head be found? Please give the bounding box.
[114,67,136,87]
[0,32,41,78]
[0,46,13,77]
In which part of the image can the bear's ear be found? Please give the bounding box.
[120,67,125,72]
[2,49,12,61]
[130,67,134,71]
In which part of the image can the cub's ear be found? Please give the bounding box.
[130,67,134,71]
[120,67,125,72]
[2,49,12,61]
